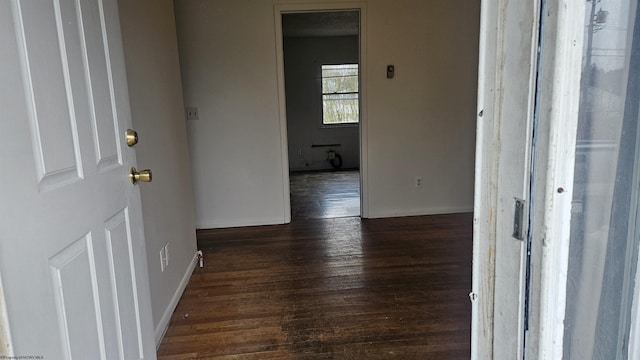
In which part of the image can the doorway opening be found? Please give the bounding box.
[280,10,363,221]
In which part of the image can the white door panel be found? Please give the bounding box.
[49,236,104,359]
[0,0,155,358]
[76,0,121,171]
[104,209,145,359]
[15,0,84,191]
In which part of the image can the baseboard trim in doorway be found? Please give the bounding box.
[155,251,198,348]
[368,206,474,219]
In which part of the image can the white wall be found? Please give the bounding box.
[284,36,360,172]
[175,0,479,227]
[365,0,479,217]
[117,0,198,343]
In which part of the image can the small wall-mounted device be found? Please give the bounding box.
[185,107,199,121]
[386,65,395,79]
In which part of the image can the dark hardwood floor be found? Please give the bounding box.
[289,171,360,220]
[157,214,473,359]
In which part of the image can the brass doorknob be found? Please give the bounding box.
[130,167,152,185]
[125,129,138,147]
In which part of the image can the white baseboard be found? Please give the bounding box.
[196,216,287,229]
[367,206,474,219]
[154,251,198,347]
[195,207,473,229]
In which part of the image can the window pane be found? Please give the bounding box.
[322,64,358,94]
[323,94,359,124]
[321,64,359,124]
[563,0,640,358]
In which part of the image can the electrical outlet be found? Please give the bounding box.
[415,176,423,188]
[185,107,199,120]
[159,247,166,272]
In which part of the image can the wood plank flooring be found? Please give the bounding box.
[289,171,360,220]
[157,214,472,359]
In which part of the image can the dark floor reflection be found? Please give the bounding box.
[290,170,360,220]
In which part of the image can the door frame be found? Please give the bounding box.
[273,1,369,221]
[474,0,586,356]
[472,0,542,356]
[0,273,11,356]
[526,0,585,357]
[475,0,640,357]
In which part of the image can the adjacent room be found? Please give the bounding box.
[282,11,362,220]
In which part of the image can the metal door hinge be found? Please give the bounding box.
[513,198,525,240]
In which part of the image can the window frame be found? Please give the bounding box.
[319,63,360,128]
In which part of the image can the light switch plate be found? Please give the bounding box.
[387,65,395,79]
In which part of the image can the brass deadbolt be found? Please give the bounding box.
[125,129,138,147]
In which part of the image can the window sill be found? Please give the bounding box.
[320,123,359,129]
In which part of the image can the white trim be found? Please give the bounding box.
[196,207,471,227]
[358,4,369,218]
[154,251,197,347]
[273,1,369,220]
[473,0,543,356]
[471,0,499,357]
[196,216,290,230]
[367,207,473,219]
[517,0,543,357]
[0,273,12,357]
[536,0,585,357]
[274,4,292,224]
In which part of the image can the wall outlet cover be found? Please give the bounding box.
[185,107,199,120]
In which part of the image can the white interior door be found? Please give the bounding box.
[0,0,155,358]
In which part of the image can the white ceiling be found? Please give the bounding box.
[282,11,359,38]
